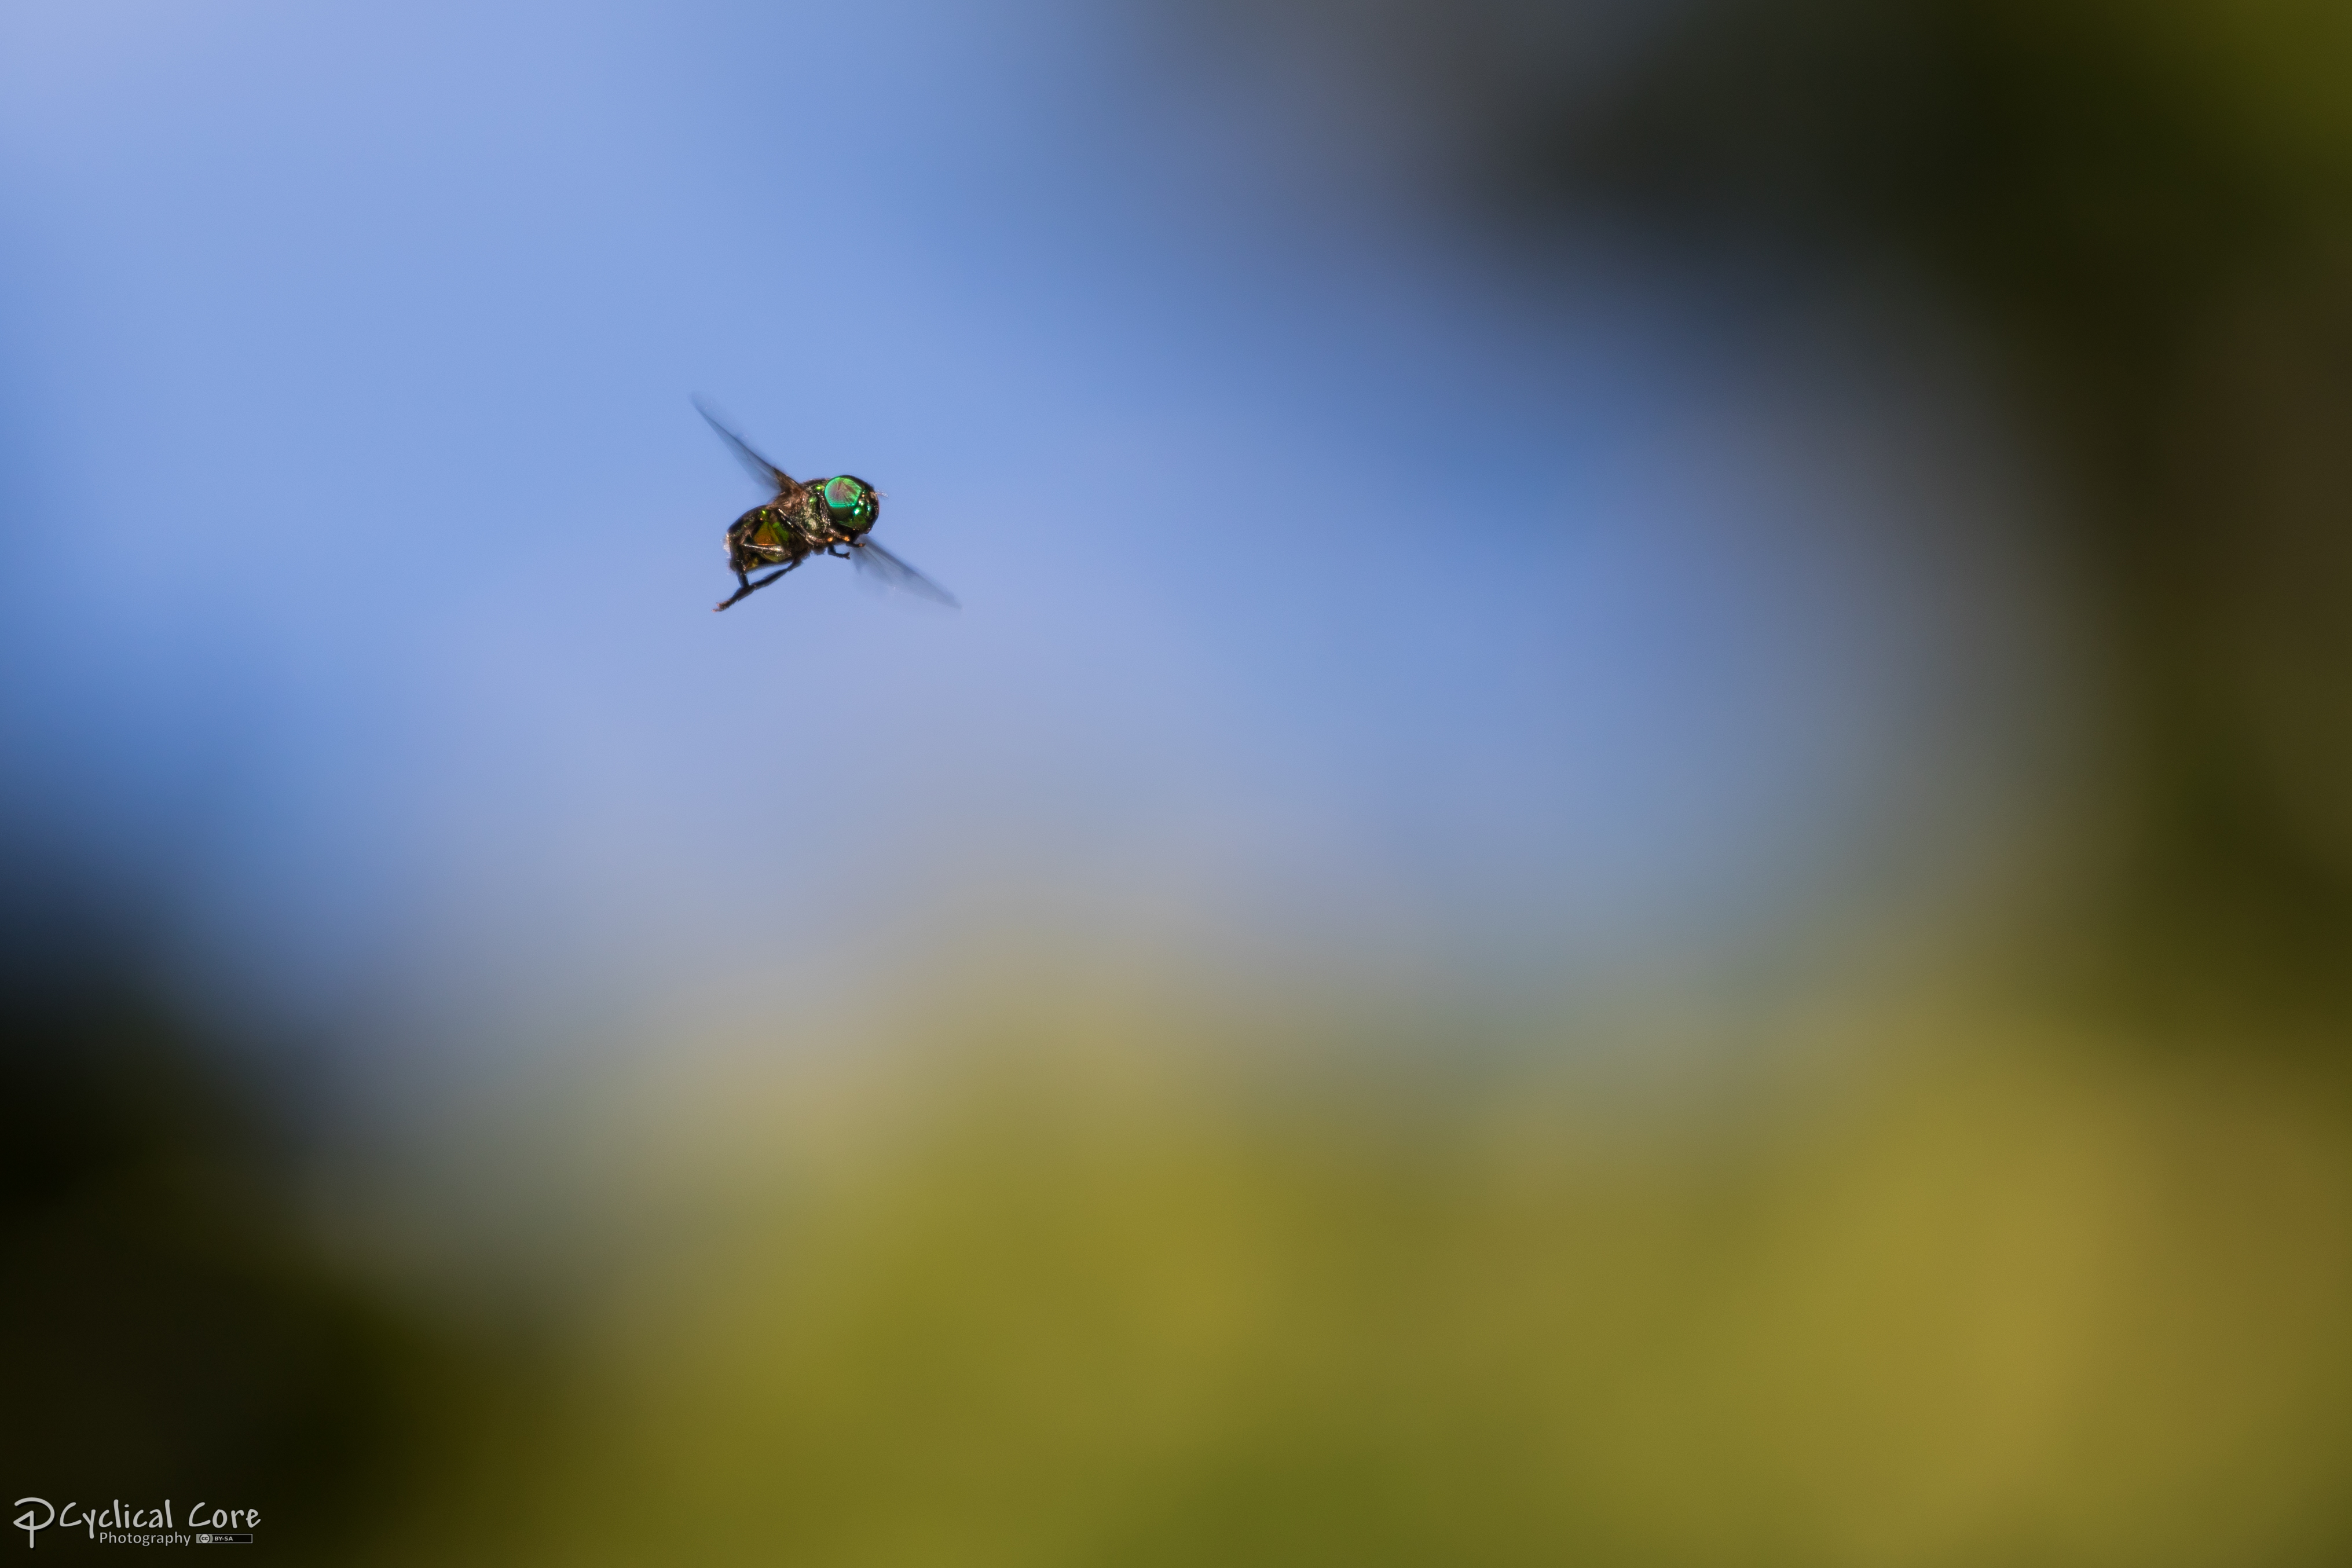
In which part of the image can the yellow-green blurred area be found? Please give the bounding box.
[382,1002,2352,1568]
[40,971,2352,1565]
[13,0,2352,1561]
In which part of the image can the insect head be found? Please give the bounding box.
[822,475,880,534]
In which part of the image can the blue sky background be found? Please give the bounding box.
[0,0,2065,1067]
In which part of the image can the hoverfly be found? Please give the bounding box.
[697,399,957,613]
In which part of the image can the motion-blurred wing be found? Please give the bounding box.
[852,540,959,607]
[694,397,797,496]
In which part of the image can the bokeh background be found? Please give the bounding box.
[5,0,2351,1560]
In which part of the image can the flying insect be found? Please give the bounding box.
[696,399,957,613]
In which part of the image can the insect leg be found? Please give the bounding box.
[713,557,802,612]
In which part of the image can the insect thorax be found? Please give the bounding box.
[741,494,820,548]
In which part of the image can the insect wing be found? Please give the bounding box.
[852,540,959,607]
[694,397,797,496]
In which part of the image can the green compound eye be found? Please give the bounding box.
[822,475,877,532]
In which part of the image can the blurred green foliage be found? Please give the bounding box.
[1313,0,2352,1025]
[395,1016,2352,1566]
[0,883,480,1562]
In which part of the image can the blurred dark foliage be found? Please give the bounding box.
[1266,0,2352,1030]
[0,862,460,1559]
